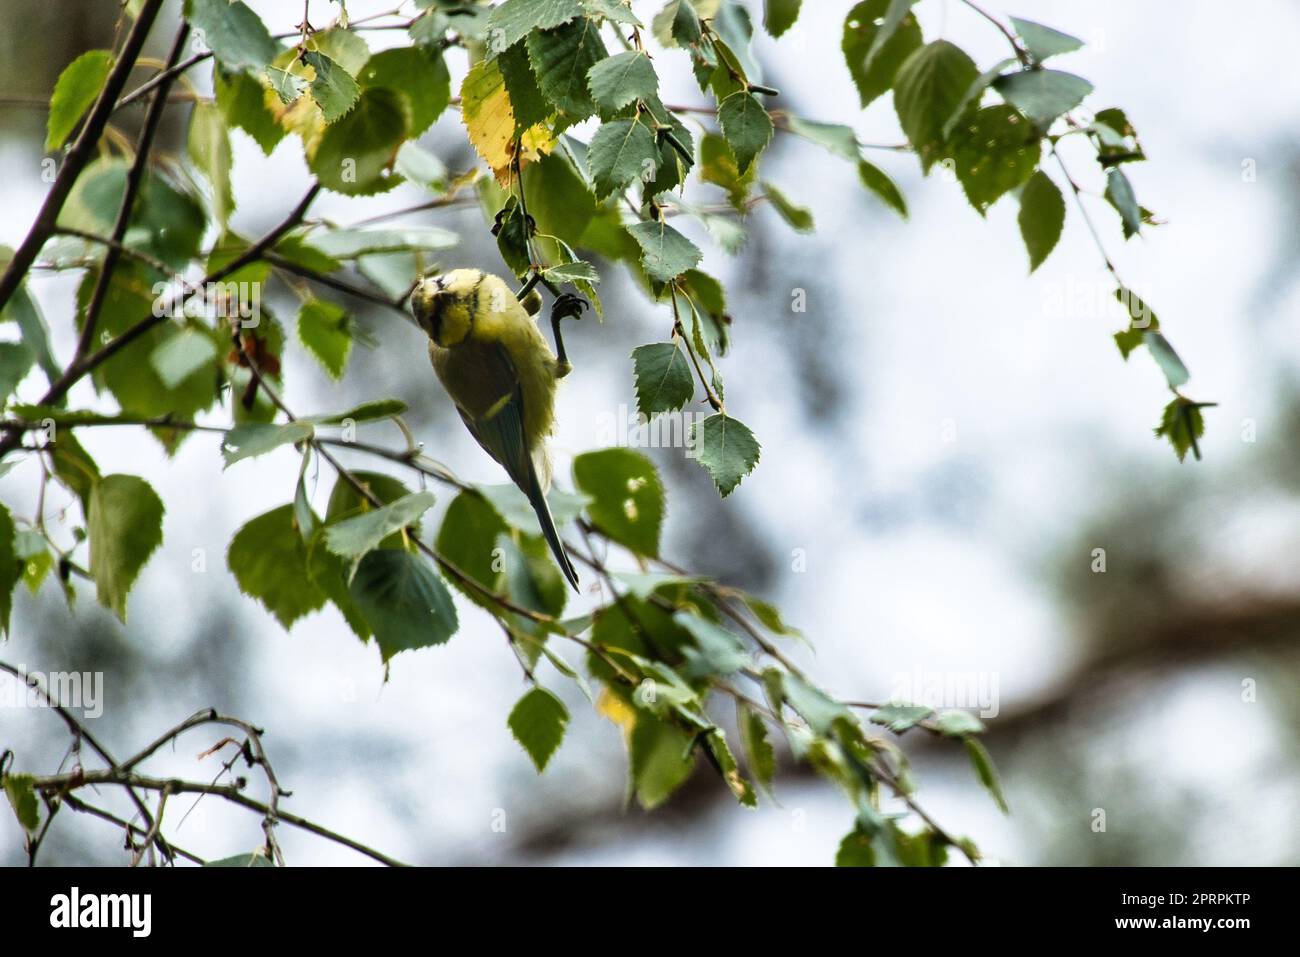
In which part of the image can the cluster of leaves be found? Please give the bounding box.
[0,0,1196,864]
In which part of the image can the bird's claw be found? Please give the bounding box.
[551,293,588,324]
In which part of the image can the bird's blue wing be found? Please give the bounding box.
[457,347,579,590]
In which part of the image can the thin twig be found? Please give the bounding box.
[75,22,192,364]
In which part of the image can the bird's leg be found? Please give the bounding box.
[549,293,587,379]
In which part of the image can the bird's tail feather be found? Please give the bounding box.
[525,466,579,591]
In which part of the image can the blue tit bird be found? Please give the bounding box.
[411,269,581,590]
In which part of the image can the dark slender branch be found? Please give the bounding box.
[0,661,170,862]
[263,250,408,314]
[0,0,166,314]
[54,226,171,274]
[115,50,212,111]
[75,22,191,364]
[31,767,408,867]
[60,794,206,864]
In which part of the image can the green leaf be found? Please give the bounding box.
[310,88,407,195]
[763,0,801,38]
[992,69,1092,128]
[542,260,600,283]
[221,421,314,469]
[933,709,986,736]
[215,66,285,155]
[762,181,814,232]
[610,570,707,600]
[324,471,417,535]
[435,490,510,609]
[477,483,589,535]
[738,701,776,792]
[587,117,657,199]
[581,0,642,26]
[965,736,1009,813]
[48,432,100,509]
[1105,168,1141,238]
[185,0,279,73]
[743,595,802,638]
[1093,107,1145,166]
[150,328,217,390]
[705,728,758,807]
[508,686,570,772]
[358,45,450,137]
[88,475,164,621]
[587,51,659,114]
[0,342,35,402]
[1009,16,1085,61]
[946,104,1041,214]
[503,43,557,136]
[310,28,371,75]
[869,703,933,732]
[527,16,608,120]
[293,453,316,543]
[2,284,59,386]
[3,773,40,833]
[1017,169,1065,271]
[310,399,408,424]
[395,141,449,190]
[323,491,436,565]
[486,0,584,53]
[1114,325,1145,360]
[265,66,307,105]
[675,611,749,678]
[893,40,979,170]
[692,413,760,496]
[0,505,18,635]
[629,714,696,810]
[782,115,858,161]
[836,827,876,867]
[348,549,458,661]
[1155,398,1207,462]
[228,505,328,628]
[302,51,361,124]
[626,220,701,283]
[699,130,755,209]
[16,527,52,595]
[495,531,568,626]
[857,159,908,218]
[718,91,773,175]
[941,57,1017,140]
[1145,331,1190,388]
[631,342,694,418]
[841,0,921,108]
[572,447,665,557]
[297,299,352,379]
[187,101,235,226]
[777,671,851,736]
[46,50,112,152]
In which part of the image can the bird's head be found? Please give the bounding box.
[411,269,484,347]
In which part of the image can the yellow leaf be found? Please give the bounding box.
[264,53,325,157]
[459,58,555,183]
[596,686,636,736]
